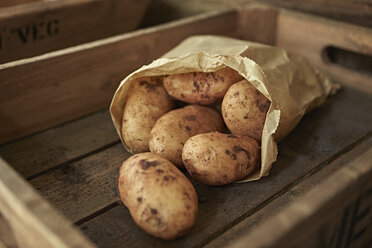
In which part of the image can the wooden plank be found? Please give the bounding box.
[0,110,119,179]
[263,0,372,27]
[0,158,95,248]
[0,0,151,63]
[230,145,372,248]
[236,4,278,45]
[275,9,372,94]
[0,9,237,145]
[0,0,39,8]
[29,143,129,223]
[34,86,368,247]
[205,136,372,248]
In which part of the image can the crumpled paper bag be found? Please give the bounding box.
[110,35,337,182]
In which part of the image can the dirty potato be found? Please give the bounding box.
[118,153,198,239]
[183,133,259,185]
[222,79,271,141]
[121,77,173,153]
[163,67,243,105]
[149,105,224,167]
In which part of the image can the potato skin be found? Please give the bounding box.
[222,79,271,141]
[183,133,259,185]
[163,67,243,105]
[149,105,224,167]
[118,153,198,240]
[122,77,173,153]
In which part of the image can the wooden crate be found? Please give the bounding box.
[263,0,372,27]
[0,0,152,63]
[0,3,371,248]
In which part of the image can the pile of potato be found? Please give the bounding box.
[118,67,271,239]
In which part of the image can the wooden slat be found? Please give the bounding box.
[263,0,372,27]
[231,145,372,248]
[205,136,372,248]
[30,143,129,223]
[0,158,95,248]
[0,9,237,145]
[0,0,39,8]
[0,0,151,63]
[236,4,278,45]
[275,9,372,94]
[0,5,371,247]
[27,86,370,247]
[0,110,119,179]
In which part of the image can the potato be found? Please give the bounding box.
[122,77,173,153]
[183,132,259,185]
[118,152,198,239]
[149,105,224,167]
[163,67,243,105]
[222,79,271,141]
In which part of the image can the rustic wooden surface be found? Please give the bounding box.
[206,136,372,247]
[0,4,371,247]
[264,0,372,28]
[0,9,236,145]
[231,144,372,248]
[0,0,39,8]
[236,4,277,45]
[275,9,372,94]
[141,0,372,28]
[0,0,151,63]
[0,158,95,248]
[0,110,119,179]
[2,4,371,146]
[30,143,127,223]
[1,85,368,247]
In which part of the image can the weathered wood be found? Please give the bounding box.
[0,110,119,179]
[205,136,372,248]
[275,9,372,94]
[264,0,372,27]
[236,4,278,45]
[0,9,237,145]
[72,87,372,247]
[230,144,372,248]
[139,0,372,28]
[29,144,129,223]
[0,0,38,8]
[0,0,151,63]
[0,158,95,248]
[0,5,371,247]
[1,6,371,145]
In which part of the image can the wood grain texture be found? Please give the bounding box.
[140,0,372,28]
[0,0,39,8]
[0,9,236,145]
[231,143,372,248]
[205,136,372,248]
[0,0,151,63]
[29,143,128,223]
[0,158,95,248]
[0,110,119,179]
[264,0,372,28]
[236,4,278,45]
[275,9,372,94]
[0,5,371,247]
[66,86,371,247]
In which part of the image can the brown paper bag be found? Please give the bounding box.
[110,35,337,182]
